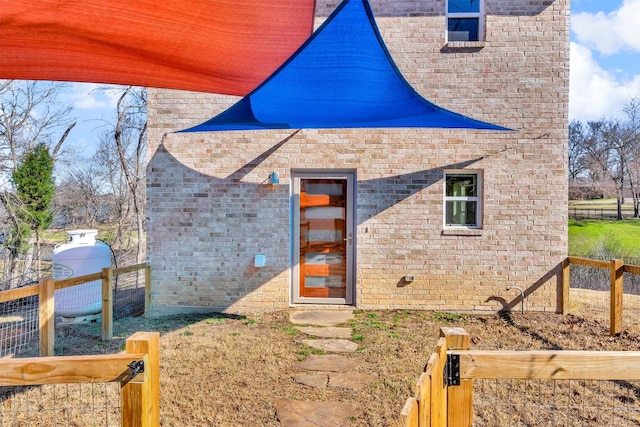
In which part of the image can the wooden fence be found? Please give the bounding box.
[0,263,151,356]
[0,331,159,427]
[399,327,640,427]
[561,256,640,336]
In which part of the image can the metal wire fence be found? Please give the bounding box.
[0,332,158,427]
[0,270,41,358]
[570,264,640,335]
[474,378,640,426]
[0,294,39,358]
[401,328,640,427]
[569,207,636,220]
[113,268,145,321]
[0,255,147,358]
[0,383,121,427]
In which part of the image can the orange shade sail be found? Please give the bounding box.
[0,0,316,95]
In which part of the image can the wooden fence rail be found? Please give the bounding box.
[562,256,634,336]
[399,327,640,427]
[0,331,159,427]
[0,263,151,356]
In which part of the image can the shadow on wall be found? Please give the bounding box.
[147,133,555,314]
[148,134,479,312]
[485,262,565,314]
[318,0,556,18]
[485,0,557,17]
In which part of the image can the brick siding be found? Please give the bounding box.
[146,0,569,315]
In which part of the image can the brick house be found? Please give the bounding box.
[146,0,569,316]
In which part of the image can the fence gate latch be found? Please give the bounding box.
[445,353,460,386]
[127,360,145,379]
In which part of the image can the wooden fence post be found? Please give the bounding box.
[610,259,624,336]
[102,267,113,341]
[443,328,472,427]
[122,332,160,427]
[399,397,419,427]
[431,336,448,427]
[38,278,55,357]
[416,369,432,427]
[561,258,570,315]
[144,264,151,319]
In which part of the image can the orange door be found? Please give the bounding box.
[299,179,348,299]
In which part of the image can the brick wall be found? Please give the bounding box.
[146,0,569,315]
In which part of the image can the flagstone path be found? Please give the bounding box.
[275,310,376,426]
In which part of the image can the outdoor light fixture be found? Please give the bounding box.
[255,254,266,268]
[269,171,280,185]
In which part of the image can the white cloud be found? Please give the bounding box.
[64,83,121,111]
[569,42,640,122]
[572,0,640,55]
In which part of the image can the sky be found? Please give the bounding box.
[60,0,640,156]
[570,0,640,123]
[59,83,121,157]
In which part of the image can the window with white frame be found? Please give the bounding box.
[446,0,484,42]
[444,171,482,228]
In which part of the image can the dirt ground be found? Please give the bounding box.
[25,299,638,426]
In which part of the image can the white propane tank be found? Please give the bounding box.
[53,229,111,318]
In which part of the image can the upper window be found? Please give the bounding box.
[446,0,484,42]
[444,171,482,228]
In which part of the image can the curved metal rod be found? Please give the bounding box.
[506,286,525,315]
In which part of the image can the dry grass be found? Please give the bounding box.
[569,287,640,332]
[474,378,640,426]
[4,307,640,426]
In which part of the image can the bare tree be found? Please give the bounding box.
[94,86,146,263]
[53,157,106,227]
[0,80,76,284]
[0,80,75,177]
[580,121,613,197]
[569,120,587,181]
[568,120,593,199]
[93,137,131,248]
[623,98,640,217]
[600,120,629,219]
[570,98,640,219]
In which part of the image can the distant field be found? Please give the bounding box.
[569,198,636,219]
[569,218,640,259]
[569,198,629,209]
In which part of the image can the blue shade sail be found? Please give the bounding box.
[181,0,509,132]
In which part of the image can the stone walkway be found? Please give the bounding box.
[275,310,375,426]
